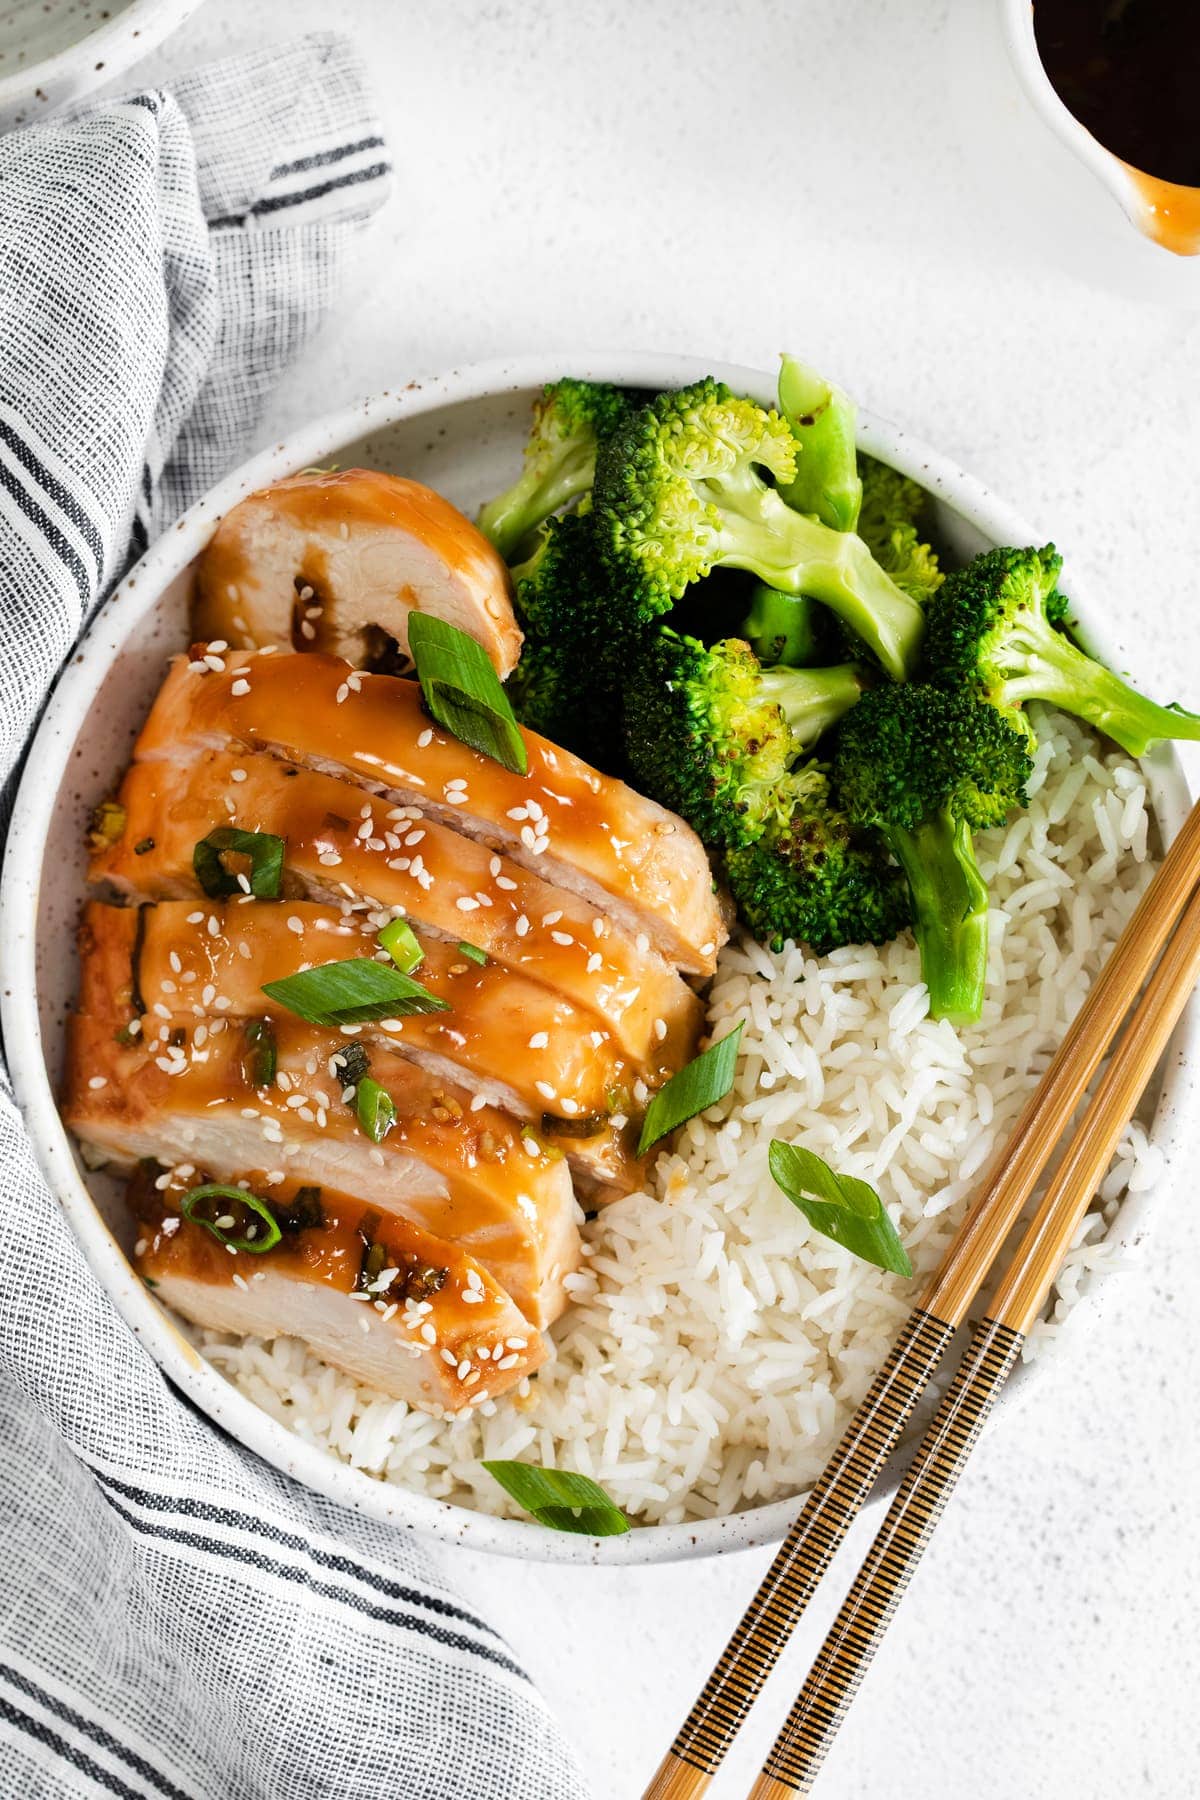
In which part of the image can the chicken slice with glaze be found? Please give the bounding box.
[131,1166,544,1412]
[88,750,706,1078]
[136,650,726,976]
[192,470,523,677]
[64,1010,579,1328]
[79,901,648,1196]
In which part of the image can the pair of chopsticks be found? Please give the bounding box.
[646,794,1200,1800]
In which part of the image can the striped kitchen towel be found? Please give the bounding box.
[0,33,583,1800]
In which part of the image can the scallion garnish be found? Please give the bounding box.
[278,1185,324,1234]
[193,826,284,899]
[457,940,488,965]
[482,1461,630,1537]
[356,1077,395,1143]
[241,1018,277,1089]
[333,1040,370,1089]
[408,612,528,775]
[378,917,423,973]
[180,1184,282,1254]
[767,1141,912,1278]
[637,1023,743,1155]
[262,958,450,1026]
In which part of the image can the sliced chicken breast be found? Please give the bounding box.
[79,901,649,1196]
[132,1169,544,1412]
[88,751,705,1078]
[192,469,522,677]
[136,650,726,975]
[64,1012,579,1327]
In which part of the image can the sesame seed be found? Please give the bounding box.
[655,1018,668,1042]
[287,916,304,935]
[456,897,479,912]
[586,953,602,973]
[440,1348,457,1366]
[522,1136,539,1157]
[187,911,204,924]
[528,1031,549,1049]
[515,915,530,937]
[550,931,572,947]
[542,910,562,926]
[455,1358,472,1380]
[496,1353,519,1370]
[230,767,247,783]
[535,1080,555,1101]
[461,1291,484,1306]
[495,874,517,892]
[230,678,250,698]
[87,1075,108,1090]
[469,1093,488,1112]
[203,654,226,673]
[335,684,349,705]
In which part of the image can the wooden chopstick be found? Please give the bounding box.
[747,871,1200,1797]
[644,795,1200,1800]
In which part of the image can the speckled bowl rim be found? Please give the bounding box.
[3,352,1196,1566]
[0,0,205,113]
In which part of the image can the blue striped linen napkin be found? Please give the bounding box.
[0,33,583,1800]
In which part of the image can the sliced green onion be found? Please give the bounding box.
[278,1185,324,1234]
[180,1184,282,1254]
[241,1018,277,1089]
[768,1141,912,1278]
[482,1461,630,1537]
[262,958,450,1026]
[356,1076,395,1143]
[541,1111,606,1139]
[193,827,284,899]
[378,917,423,973]
[457,940,488,965]
[637,1024,743,1155]
[332,1041,370,1089]
[408,612,528,775]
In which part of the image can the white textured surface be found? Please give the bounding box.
[116,2,1200,1794]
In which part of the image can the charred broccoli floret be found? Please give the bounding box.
[776,354,863,533]
[477,379,636,561]
[833,684,1032,1025]
[724,766,909,955]
[592,380,926,678]
[624,630,864,848]
[924,543,1200,757]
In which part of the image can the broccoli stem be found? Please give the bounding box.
[999,614,1200,757]
[742,585,825,666]
[712,475,926,680]
[477,444,595,562]
[886,810,989,1026]
[758,663,864,751]
[776,355,862,533]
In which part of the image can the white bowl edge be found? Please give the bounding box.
[3,351,1196,1567]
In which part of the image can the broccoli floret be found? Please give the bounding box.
[477,379,635,561]
[776,354,862,533]
[724,766,909,955]
[833,684,1032,1026]
[925,543,1200,757]
[593,380,926,678]
[856,456,943,605]
[624,629,865,848]
[504,508,620,763]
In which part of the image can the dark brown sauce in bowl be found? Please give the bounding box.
[1033,0,1200,187]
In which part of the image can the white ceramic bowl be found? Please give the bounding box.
[3,354,1196,1566]
[0,0,204,132]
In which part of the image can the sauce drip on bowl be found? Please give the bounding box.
[1033,0,1200,187]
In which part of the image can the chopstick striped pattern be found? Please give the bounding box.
[649,1309,955,1789]
[753,1319,1024,1796]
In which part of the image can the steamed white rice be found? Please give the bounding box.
[194,709,1164,1525]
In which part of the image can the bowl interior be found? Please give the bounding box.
[9,357,1196,1564]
